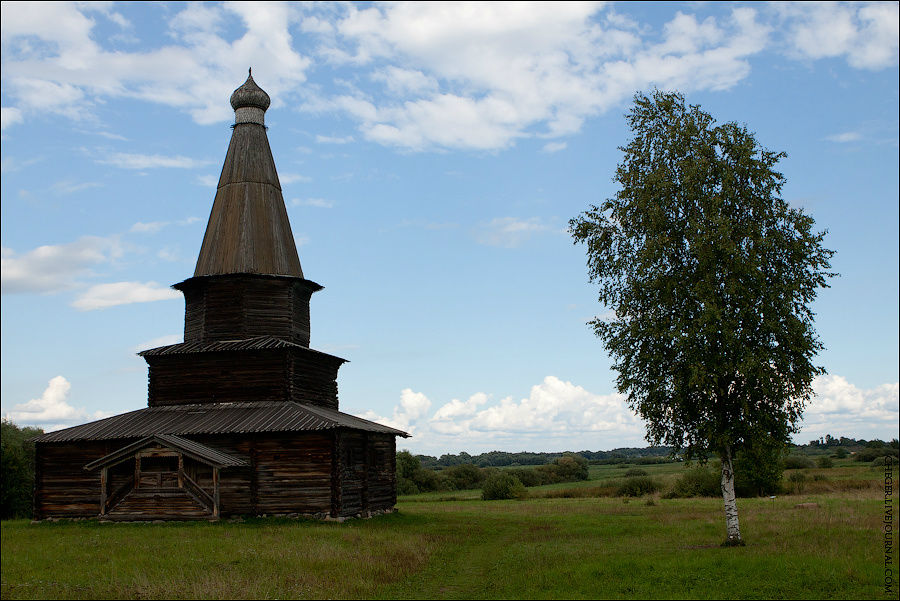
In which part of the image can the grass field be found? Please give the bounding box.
[2,462,894,600]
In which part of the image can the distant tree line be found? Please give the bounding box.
[803,434,899,450]
[397,451,590,496]
[414,446,675,469]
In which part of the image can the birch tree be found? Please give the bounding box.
[569,90,835,545]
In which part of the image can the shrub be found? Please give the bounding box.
[833,448,848,459]
[733,441,785,497]
[788,471,807,493]
[1,419,42,519]
[853,448,900,462]
[671,465,720,498]
[872,456,896,467]
[508,468,543,488]
[616,476,660,497]
[481,473,527,500]
[624,468,648,477]
[784,455,814,469]
[816,456,834,469]
[443,463,485,490]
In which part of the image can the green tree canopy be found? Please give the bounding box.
[570,90,835,544]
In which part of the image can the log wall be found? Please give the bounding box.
[147,352,289,406]
[34,431,396,520]
[178,276,316,346]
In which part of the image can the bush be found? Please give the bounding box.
[443,463,485,490]
[784,455,814,469]
[481,473,527,500]
[816,456,834,469]
[624,468,648,477]
[872,456,896,467]
[616,476,660,497]
[671,465,720,498]
[733,441,785,497]
[788,471,807,493]
[1,419,42,519]
[508,468,543,488]
[853,448,900,462]
[833,448,848,459]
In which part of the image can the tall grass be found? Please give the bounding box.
[2,486,891,600]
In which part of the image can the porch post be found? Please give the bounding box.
[99,466,108,515]
[212,467,220,518]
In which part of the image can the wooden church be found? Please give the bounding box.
[31,73,408,521]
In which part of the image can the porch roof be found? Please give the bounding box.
[84,433,249,471]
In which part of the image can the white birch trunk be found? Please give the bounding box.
[720,447,743,545]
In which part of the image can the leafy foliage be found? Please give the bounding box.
[732,439,784,497]
[1,419,42,519]
[481,473,527,500]
[569,90,835,462]
[616,476,661,497]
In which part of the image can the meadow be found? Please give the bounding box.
[1,460,893,600]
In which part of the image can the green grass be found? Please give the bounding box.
[2,482,893,600]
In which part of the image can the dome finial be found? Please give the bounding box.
[230,71,270,112]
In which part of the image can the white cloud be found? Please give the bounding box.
[133,334,182,353]
[2,3,895,150]
[292,197,335,208]
[801,375,899,430]
[3,376,111,430]
[71,281,180,311]
[1,236,123,294]
[780,2,899,70]
[356,376,645,454]
[825,131,862,143]
[1,1,312,125]
[279,172,313,184]
[474,217,552,248]
[355,374,899,455]
[196,174,218,187]
[356,388,433,435]
[130,221,169,233]
[50,180,103,195]
[98,152,211,170]
[311,3,770,150]
[315,134,355,144]
[542,141,567,153]
[1,106,23,130]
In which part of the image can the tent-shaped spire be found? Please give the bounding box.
[194,71,303,278]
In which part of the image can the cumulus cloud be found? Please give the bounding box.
[308,3,771,150]
[71,281,180,311]
[354,376,646,454]
[2,3,896,148]
[797,375,900,441]
[1,236,122,294]
[3,376,110,430]
[355,374,898,455]
[474,217,553,248]
[1,1,311,125]
[779,2,899,70]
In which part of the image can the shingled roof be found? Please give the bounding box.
[193,72,303,278]
[33,401,408,443]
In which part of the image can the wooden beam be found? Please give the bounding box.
[99,466,108,515]
[212,467,220,518]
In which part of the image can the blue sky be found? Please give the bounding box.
[2,1,898,455]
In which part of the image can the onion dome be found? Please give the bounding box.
[230,69,270,112]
